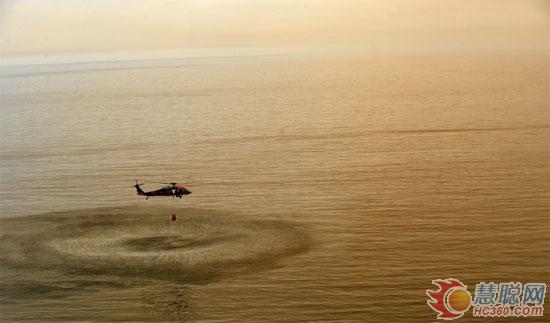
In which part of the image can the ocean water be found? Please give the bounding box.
[0,53,549,322]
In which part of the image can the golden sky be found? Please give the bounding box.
[0,0,548,60]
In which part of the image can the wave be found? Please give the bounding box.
[0,206,311,292]
[204,124,550,144]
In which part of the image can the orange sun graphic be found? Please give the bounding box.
[427,278,472,320]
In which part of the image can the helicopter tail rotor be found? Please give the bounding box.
[132,180,146,195]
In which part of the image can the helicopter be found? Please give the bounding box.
[133,180,192,200]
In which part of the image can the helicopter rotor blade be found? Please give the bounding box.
[140,180,193,188]
[148,181,189,186]
[149,181,173,185]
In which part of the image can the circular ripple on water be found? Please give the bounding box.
[1,206,310,283]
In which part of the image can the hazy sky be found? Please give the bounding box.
[0,0,548,61]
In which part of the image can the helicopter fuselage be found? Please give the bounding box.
[134,183,191,199]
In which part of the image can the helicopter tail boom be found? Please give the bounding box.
[134,183,145,195]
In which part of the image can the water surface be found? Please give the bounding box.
[1,53,549,322]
